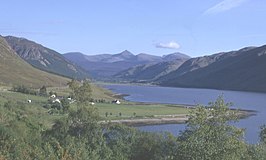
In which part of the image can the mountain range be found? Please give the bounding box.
[4,36,89,79]
[0,36,69,87]
[1,35,265,93]
[63,51,190,79]
[157,46,266,92]
[113,45,266,92]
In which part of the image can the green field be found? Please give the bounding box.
[95,103,189,120]
[0,85,190,129]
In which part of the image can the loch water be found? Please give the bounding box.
[103,84,266,143]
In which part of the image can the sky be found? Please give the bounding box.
[0,0,266,57]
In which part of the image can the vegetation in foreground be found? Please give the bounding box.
[0,81,266,160]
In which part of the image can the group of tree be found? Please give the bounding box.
[1,80,266,159]
[12,85,48,96]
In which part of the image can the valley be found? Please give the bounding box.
[0,34,265,158]
[2,1,266,159]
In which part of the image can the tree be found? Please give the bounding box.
[131,132,176,160]
[67,79,79,96]
[176,96,248,160]
[43,106,111,159]
[67,79,92,106]
[48,91,57,97]
[61,98,70,113]
[104,124,137,160]
[260,125,266,143]
[39,85,47,96]
[12,85,37,95]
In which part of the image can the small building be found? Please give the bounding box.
[50,94,56,98]
[112,100,121,105]
[27,99,32,103]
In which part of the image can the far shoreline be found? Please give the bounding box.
[101,108,257,127]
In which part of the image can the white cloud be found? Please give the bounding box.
[155,41,180,49]
[204,0,248,15]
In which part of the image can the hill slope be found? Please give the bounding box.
[158,46,266,92]
[114,57,189,82]
[0,36,69,87]
[4,36,89,79]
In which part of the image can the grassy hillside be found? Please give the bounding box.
[4,36,90,80]
[159,45,266,92]
[0,36,69,88]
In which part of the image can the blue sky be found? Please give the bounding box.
[1,0,266,57]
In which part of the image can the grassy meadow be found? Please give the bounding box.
[0,84,190,128]
[95,103,189,120]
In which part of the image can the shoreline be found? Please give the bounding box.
[101,109,256,127]
[106,116,188,126]
[98,82,266,94]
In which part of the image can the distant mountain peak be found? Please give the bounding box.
[116,50,134,57]
[137,53,148,56]
[122,49,132,54]
[162,52,191,61]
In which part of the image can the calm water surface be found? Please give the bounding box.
[103,84,266,143]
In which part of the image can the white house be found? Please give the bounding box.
[27,99,32,103]
[112,100,121,104]
[50,94,56,98]
[52,99,61,103]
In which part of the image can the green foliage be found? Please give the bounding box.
[132,132,176,160]
[42,106,111,159]
[1,90,266,160]
[68,79,92,106]
[176,96,248,160]
[48,91,57,97]
[104,124,138,159]
[43,97,70,115]
[246,125,266,160]
[12,85,37,95]
[67,79,80,94]
[68,107,100,138]
[3,101,15,111]
[260,125,266,143]
[61,98,70,113]
[247,144,266,160]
